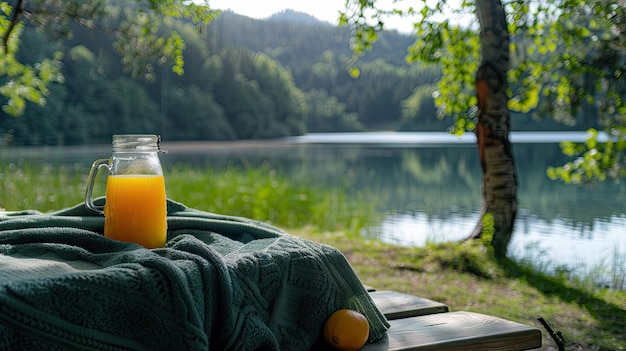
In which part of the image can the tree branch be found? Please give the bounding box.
[2,0,25,52]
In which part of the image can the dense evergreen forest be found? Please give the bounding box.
[1,9,583,146]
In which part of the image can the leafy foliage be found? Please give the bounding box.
[0,0,216,116]
[0,3,63,116]
[512,0,626,183]
[340,0,480,134]
[2,4,620,150]
[547,128,626,184]
[341,0,625,182]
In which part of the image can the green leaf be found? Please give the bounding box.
[577,27,591,37]
[349,67,361,78]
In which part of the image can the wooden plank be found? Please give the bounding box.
[363,285,376,292]
[361,311,542,351]
[369,290,448,320]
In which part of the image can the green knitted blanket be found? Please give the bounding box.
[0,200,388,351]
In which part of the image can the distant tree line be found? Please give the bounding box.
[1,9,583,146]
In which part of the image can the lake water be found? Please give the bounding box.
[288,133,625,289]
[3,132,625,288]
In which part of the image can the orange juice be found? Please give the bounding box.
[103,175,167,249]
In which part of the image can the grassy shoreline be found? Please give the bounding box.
[2,162,625,350]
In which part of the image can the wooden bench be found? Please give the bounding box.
[369,290,448,320]
[360,288,542,350]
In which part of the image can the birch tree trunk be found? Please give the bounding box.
[469,0,518,258]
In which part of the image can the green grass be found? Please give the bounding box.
[165,162,381,233]
[0,161,380,233]
[0,162,88,210]
[2,162,625,350]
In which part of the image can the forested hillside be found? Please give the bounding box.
[1,9,578,146]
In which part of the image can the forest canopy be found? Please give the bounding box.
[1,7,598,146]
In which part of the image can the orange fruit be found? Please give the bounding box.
[322,309,370,351]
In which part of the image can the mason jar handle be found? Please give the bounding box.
[84,158,110,215]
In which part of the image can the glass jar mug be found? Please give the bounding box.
[85,135,168,249]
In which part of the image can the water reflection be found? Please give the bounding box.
[355,142,625,288]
